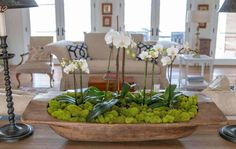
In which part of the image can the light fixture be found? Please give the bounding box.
[0,0,37,142]
[187,10,210,56]
[218,0,236,143]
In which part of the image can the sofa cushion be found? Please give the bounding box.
[84,32,113,60]
[16,62,51,74]
[84,33,144,60]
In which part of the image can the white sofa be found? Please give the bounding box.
[45,33,169,91]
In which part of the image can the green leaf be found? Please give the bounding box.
[84,86,104,97]
[87,98,118,122]
[55,95,76,104]
[149,101,168,108]
[164,84,177,100]
[83,95,104,104]
[120,83,131,98]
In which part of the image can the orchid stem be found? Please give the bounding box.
[122,47,125,86]
[151,61,155,96]
[80,69,83,103]
[73,72,78,105]
[116,48,120,93]
[105,46,113,99]
[143,60,148,105]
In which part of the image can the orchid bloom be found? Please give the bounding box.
[167,47,179,59]
[153,44,163,53]
[149,50,159,59]
[161,56,171,66]
[104,29,119,45]
[113,31,131,49]
[79,59,90,74]
[139,51,151,60]
[62,59,90,74]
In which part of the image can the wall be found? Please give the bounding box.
[5,9,30,65]
[95,0,123,32]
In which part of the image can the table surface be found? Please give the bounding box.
[0,121,236,149]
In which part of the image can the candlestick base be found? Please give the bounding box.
[0,123,33,142]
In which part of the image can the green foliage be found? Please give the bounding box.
[87,99,118,122]
[47,87,198,124]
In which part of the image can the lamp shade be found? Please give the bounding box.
[219,0,236,12]
[0,0,37,9]
[187,10,210,23]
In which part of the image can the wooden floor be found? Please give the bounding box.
[0,65,235,91]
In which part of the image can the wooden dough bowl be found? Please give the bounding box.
[22,100,227,142]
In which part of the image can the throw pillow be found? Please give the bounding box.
[67,43,89,60]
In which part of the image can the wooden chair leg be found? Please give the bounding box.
[30,73,33,82]
[16,73,21,88]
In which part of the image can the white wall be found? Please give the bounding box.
[5,8,30,65]
[94,0,123,32]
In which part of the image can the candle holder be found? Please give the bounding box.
[0,0,37,142]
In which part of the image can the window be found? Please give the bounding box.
[30,0,92,41]
[159,0,187,43]
[30,0,56,40]
[215,0,236,59]
[124,0,152,40]
[64,0,91,41]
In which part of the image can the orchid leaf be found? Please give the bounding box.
[120,83,131,98]
[83,95,104,104]
[149,101,168,108]
[87,98,118,122]
[84,86,104,96]
[55,95,76,104]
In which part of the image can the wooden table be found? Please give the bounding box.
[0,121,236,149]
[88,76,135,91]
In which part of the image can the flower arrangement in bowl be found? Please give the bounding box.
[21,30,227,142]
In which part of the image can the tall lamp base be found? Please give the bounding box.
[0,123,33,142]
[219,125,236,143]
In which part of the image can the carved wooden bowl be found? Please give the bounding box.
[22,100,227,142]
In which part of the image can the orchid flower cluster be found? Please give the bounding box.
[105,29,136,50]
[61,58,89,74]
[61,58,89,103]
[104,29,137,92]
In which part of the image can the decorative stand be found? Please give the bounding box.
[0,36,33,142]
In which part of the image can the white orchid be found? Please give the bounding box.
[167,47,179,59]
[139,51,151,60]
[104,29,119,45]
[153,44,163,53]
[79,59,90,74]
[62,59,90,74]
[63,62,78,74]
[149,50,159,59]
[161,56,171,66]
[113,31,131,49]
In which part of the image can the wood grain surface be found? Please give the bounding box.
[21,100,227,142]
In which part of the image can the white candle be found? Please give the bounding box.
[0,12,7,36]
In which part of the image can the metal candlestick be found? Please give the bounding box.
[0,36,33,142]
